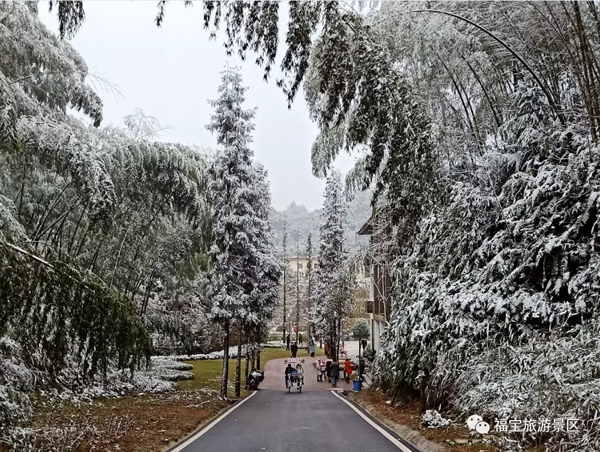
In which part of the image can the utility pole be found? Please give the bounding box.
[306,233,313,342]
[282,222,287,347]
[295,230,300,344]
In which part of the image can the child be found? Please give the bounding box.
[319,359,326,382]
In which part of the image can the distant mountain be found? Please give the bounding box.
[269,190,372,254]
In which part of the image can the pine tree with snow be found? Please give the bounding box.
[246,163,282,366]
[207,66,281,398]
[207,66,259,399]
[312,171,350,361]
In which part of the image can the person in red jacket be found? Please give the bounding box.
[344,359,353,383]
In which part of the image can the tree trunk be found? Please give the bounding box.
[256,342,261,370]
[235,324,242,397]
[220,321,230,399]
[337,317,342,361]
[244,331,250,389]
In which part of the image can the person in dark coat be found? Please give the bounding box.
[290,341,298,358]
[309,338,316,357]
[299,333,303,345]
[325,359,332,382]
[330,360,340,387]
[285,363,293,388]
[286,334,291,351]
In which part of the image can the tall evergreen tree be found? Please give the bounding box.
[281,221,288,344]
[206,66,258,399]
[247,163,282,366]
[295,230,301,343]
[313,171,349,361]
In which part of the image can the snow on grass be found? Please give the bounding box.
[155,345,248,362]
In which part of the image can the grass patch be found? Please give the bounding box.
[178,346,312,394]
[178,359,250,397]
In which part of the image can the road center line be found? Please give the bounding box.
[168,391,258,452]
[330,391,419,452]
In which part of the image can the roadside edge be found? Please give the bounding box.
[165,391,258,452]
[331,390,422,452]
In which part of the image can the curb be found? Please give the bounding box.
[333,390,422,452]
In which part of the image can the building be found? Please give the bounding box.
[357,212,392,353]
[286,256,368,280]
[273,255,370,340]
[285,256,319,277]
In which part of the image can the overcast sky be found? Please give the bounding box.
[39,2,355,212]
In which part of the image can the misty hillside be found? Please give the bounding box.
[269,190,372,254]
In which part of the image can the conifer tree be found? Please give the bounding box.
[313,171,349,361]
[206,66,258,399]
[281,222,288,344]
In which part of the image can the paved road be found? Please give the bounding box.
[169,358,419,452]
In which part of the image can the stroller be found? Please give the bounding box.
[284,358,305,393]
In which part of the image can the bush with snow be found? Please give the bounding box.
[369,18,600,449]
[421,410,451,429]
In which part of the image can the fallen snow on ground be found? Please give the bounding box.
[156,345,248,361]
[421,410,451,429]
[0,345,200,448]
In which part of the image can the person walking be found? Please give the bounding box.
[290,341,298,358]
[344,358,353,383]
[325,359,332,383]
[330,360,340,387]
[286,334,291,351]
[315,359,322,382]
[309,338,316,357]
[299,333,303,345]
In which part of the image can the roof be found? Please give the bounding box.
[357,219,373,236]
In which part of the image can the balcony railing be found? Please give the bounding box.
[366,300,374,314]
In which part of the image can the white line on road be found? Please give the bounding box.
[169,391,258,452]
[330,391,417,452]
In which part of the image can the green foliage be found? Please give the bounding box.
[0,3,214,391]
[0,243,151,379]
[352,318,369,340]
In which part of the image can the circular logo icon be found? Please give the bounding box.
[467,414,483,430]
[475,421,491,434]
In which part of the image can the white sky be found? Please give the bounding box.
[39,1,356,211]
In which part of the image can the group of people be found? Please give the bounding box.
[286,335,317,358]
[315,358,354,387]
[284,362,303,388]
[285,334,302,349]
